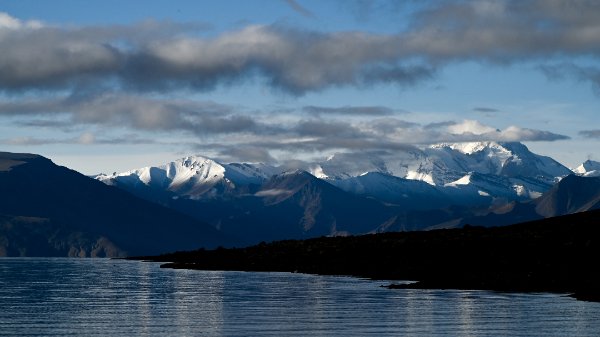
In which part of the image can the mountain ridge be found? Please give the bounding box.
[96,141,573,206]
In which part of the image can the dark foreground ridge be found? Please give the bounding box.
[131,209,600,302]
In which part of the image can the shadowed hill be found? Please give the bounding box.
[137,209,600,302]
[165,170,397,244]
[0,152,233,256]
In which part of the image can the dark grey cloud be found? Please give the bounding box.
[406,0,600,62]
[303,105,396,116]
[1,91,570,159]
[0,19,202,92]
[423,121,455,129]
[368,118,419,134]
[15,119,75,131]
[539,63,600,94]
[202,119,570,160]
[294,119,363,138]
[0,93,270,136]
[218,146,277,164]
[3,1,599,95]
[360,64,436,86]
[0,21,433,95]
[579,129,600,139]
[473,107,500,113]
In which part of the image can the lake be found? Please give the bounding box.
[0,258,599,336]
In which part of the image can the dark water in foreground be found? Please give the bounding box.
[1,258,599,336]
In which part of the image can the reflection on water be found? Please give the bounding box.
[1,258,599,336]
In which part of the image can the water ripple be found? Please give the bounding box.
[1,258,599,336]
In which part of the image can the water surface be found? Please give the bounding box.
[1,258,599,336]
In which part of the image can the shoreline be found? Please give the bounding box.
[131,210,600,302]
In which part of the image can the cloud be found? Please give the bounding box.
[423,121,455,129]
[447,120,497,135]
[303,105,396,116]
[580,129,600,139]
[283,0,314,18]
[0,92,270,135]
[0,12,42,29]
[77,132,96,144]
[539,63,600,94]
[488,126,570,142]
[473,107,499,113]
[205,118,569,160]
[0,133,159,146]
[218,146,277,164]
[406,0,600,62]
[1,90,569,162]
[0,17,436,94]
[424,120,570,142]
[5,0,600,95]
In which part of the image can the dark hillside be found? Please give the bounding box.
[137,209,600,301]
[0,152,233,256]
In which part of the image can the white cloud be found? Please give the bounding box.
[447,120,497,135]
[0,12,42,30]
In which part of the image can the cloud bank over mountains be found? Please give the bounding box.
[0,92,569,163]
[0,0,594,165]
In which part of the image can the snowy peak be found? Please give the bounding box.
[96,155,276,199]
[429,141,571,183]
[314,148,431,182]
[573,160,600,177]
[95,141,573,204]
[432,141,512,155]
[312,141,570,189]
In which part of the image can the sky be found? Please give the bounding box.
[0,0,599,174]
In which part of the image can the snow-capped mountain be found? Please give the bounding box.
[89,143,596,243]
[96,141,572,206]
[328,172,451,209]
[311,142,571,202]
[428,142,570,184]
[573,160,600,177]
[308,149,433,182]
[96,155,278,199]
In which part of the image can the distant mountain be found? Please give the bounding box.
[328,172,451,209]
[312,141,571,200]
[96,155,278,201]
[94,141,578,242]
[152,170,398,245]
[313,141,571,182]
[0,152,232,257]
[573,160,600,177]
[450,174,600,229]
[98,142,571,208]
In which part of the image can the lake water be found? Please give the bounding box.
[1,258,599,336]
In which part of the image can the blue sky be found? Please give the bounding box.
[0,0,599,174]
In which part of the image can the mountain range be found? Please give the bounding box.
[97,141,572,205]
[94,141,596,244]
[1,141,598,256]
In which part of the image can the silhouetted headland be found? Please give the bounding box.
[131,209,600,302]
